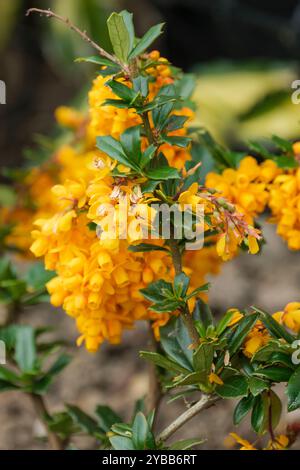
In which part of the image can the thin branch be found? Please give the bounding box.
[157,394,219,443]
[26,8,120,66]
[31,394,64,450]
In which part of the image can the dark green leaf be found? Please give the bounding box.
[120,125,142,164]
[161,135,192,148]
[216,375,249,398]
[145,166,179,180]
[110,436,135,450]
[252,307,295,343]
[15,326,36,373]
[96,136,138,171]
[248,377,269,396]
[106,79,139,104]
[95,405,122,433]
[228,314,259,355]
[254,367,292,382]
[193,342,214,383]
[160,316,193,370]
[129,23,165,59]
[47,354,72,377]
[132,412,149,449]
[233,395,255,425]
[169,438,205,450]
[66,405,99,436]
[107,12,132,62]
[173,273,190,298]
[165,115,189,132]
[75,56,116,67]
[251,394,268,435]
[140,351,190,374]
[287,366,300,412]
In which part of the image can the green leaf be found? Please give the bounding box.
[107,12,132,63]
[216,310,237,336]
[216,375,249,398]
[251,340,290,362]
[228,313,259,355]
[140,144,156,169]
[23,263,55,292]
[47,354,72,377]
[252,307,295,343]
[269,391,282,431]
[161,135,192,148]
[15,326,36,373]
[271,135,293,153]
[129,23,165,59]
[193,299,214,329]
[133,76,149,98]
[273,155,297,169]
[233,395,255,425]
[140,351,190,374]
[0,379,19,392]
[248,377,269,396]
[254,366,292,382]
[173,371,205,387]
[106,79,139,104]
[165,115,189,132]
[175,74,196,100]
[160,316,193,371]
[0,366,20,384]
[129,243,169,253]
[111,422,132,437]
[173,273,190,298]
[140,279,173,303]
[120,125,142,165]
[145,166,179,180]
[95,405,122,433]
[132,412,149,450]
[251,394,268,435]
[110,436,135,450]
[193,342,214,383]
[140,95,177,114]
[169,438,205,450]
[287,366,300,412]
[96,136,138,171]
[66,405,99,436]
[120,10,135,52]
[186,284,210,301]
[75,56,116,67]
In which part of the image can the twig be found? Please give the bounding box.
[26,8,120,67]
[157,394,219,443]
[31,394,64,450]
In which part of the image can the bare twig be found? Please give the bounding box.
[157,394,219,443]
[26,8,120,66]
[31,394,64,450]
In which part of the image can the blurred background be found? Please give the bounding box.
[1,0,300,450]
[2,0,300,171]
